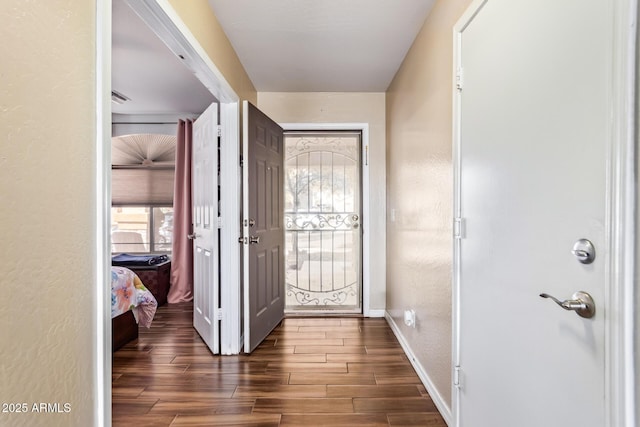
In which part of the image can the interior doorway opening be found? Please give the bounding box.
[283,131,363,314]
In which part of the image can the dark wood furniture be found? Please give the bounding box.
[111,260,170,352]
[115,260,171,306]
[112,310,138,351]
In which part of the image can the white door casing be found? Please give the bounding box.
[192,102,220,354]
[121,0,243,358]
[99,2,244,423]
[453,0,618,426]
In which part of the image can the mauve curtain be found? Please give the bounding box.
[168,120,194,303]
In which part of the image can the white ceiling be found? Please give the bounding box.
[208,0,436,92]
[111,0,215,115]
[111,0,435,115]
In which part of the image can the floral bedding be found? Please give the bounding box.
[111,266,157,328]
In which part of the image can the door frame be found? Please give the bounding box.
[123,0,242,355]
[281,123,372,316]
[96,0,242,424]
[451,1,637,426]
[125,0,243,356]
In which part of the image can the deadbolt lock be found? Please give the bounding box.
[572,239,595,264]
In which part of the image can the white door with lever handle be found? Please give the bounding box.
[455,0,609,426]
[191,102,220,354]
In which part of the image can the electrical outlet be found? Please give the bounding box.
[404,309,416,328]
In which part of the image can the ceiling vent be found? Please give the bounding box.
[111,90,131,105]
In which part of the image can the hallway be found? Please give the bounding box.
[112,303,446,426]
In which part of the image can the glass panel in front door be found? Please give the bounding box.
[284,132,362,313]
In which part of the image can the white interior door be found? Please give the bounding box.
[243,101,285,353]
[192,102,220,354]
[456,1,609,426]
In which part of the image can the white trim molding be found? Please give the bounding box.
[367,309,386,318]
[606,1,637,426]
[385,312,453,426]
[220,101,241,354]
[280,123,373,317]
[451,2,488,426]
[95,0,112,426]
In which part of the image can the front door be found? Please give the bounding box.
[192,102,219,354]
[242,101,285,353]
[456,0,608,426]
[283,132,362,313]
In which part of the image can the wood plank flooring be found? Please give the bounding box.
[112,302,446,426]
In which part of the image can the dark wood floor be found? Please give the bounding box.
[112,302,447,426]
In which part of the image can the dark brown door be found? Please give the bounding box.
[242,101,285,353]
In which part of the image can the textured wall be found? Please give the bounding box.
[168,0,257,104]
[258,92,387,312]
[0,1,97,426]
[386,0,474,411]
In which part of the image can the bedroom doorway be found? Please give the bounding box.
[113,0,241,356]
[283,131,363,314]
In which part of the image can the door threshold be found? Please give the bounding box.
[284,312,363,318]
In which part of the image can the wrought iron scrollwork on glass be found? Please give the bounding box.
[287,283,358,306]
[285,213,359,231]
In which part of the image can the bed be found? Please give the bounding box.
[111,266,158,351]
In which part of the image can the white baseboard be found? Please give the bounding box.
[385,312,453,426]
[366,309,386,318]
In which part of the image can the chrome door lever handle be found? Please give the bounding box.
[187,233,198,240]
[249,236,260,244]
[539,291,595,319]
[539,293,585,310]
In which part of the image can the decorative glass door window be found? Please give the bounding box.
[284,132,362,313]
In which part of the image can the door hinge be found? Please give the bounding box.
[454,366,463,389]
[217,126,222,137]
[239,155,243,167]
[454,217,465,239]
[217,217,223,228]
[456,67,464,91]
[216,308,224,320]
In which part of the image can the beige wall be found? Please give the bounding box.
[168,0,257,104]
[386,0,474,412]
[258,92,387,312]
[0,1,98,426]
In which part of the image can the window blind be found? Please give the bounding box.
[111,168,175,205]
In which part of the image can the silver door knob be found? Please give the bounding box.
[187,233,199,240]
[539,291,595,318]
[249,236,260,244]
